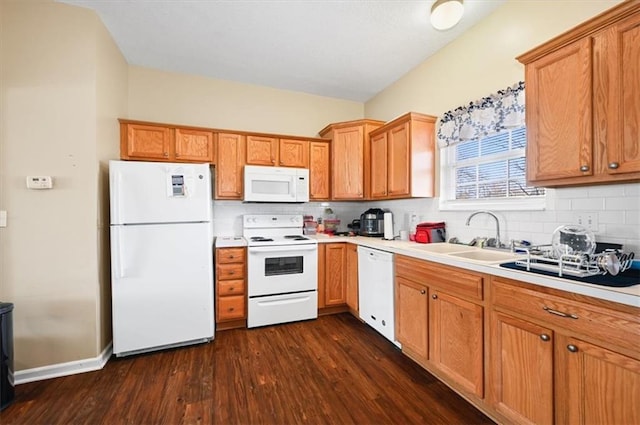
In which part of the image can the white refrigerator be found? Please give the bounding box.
[109,160,214,357]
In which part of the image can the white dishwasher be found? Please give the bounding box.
[357,246,400,347]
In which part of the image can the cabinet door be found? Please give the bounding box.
[122,123,173,161]
[246,135,278,166]
[370,132,388,199]
[175,128,214,163]
[309,142,330,200]
[317,244,326,309]
[556,334,640,425]
[603,13,640,175]
[332,126,364,199]
[526,38,593,182]
[324,243,346,306]
[279,139,309,168]
[345,244,358,312]
[395,276,428,362]
[490,311,554,425]
[387,122,411,197]
[215,133,246,199]
[429,290,483,397]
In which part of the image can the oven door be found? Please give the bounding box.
[247,244,318,296]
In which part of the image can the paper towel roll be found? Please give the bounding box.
[383,212,394,240]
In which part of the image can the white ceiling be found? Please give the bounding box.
[58,0,505,102]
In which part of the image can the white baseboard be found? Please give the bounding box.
[14,342,112,385]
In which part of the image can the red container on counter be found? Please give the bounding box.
[415,222,446,244]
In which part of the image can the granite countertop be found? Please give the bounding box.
[312,234,640,308]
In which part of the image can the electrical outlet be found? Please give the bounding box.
[576,212,599,232]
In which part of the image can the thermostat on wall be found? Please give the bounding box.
[26,176,53,189]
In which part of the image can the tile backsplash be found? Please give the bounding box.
[212,182,640,254]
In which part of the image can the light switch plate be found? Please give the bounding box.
[0,210,6,228]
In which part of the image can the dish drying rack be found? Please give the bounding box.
[514,244,635,278]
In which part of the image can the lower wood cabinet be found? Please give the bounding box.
[395,276,428,361]
[490,311,554,425]
[394,255,484,399]
[215,247,246,328]
[317,243,350,312]
[490,276,640,424]
[345,244,359,312]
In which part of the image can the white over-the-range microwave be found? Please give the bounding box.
[243,165,309,203]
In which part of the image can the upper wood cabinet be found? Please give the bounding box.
[246,136,310,168]
[517,2,640,186]
[309,141,330,200]
[279,139,309,168]
[175,128,215,162]
[319,119,385,200]
[120,120,214,163]
[246,135,278,166]
[369,112,436,199]
[215,133,246,199]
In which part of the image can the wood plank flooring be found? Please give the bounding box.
[0,313,494,425]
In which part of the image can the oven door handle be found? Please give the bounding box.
[248,245,318,253]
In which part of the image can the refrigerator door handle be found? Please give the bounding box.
[112,226,125,279]
[112,173,122,224]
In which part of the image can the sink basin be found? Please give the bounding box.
[410,243,476,254]
[448,249,518,263]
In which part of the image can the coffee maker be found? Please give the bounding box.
[359,208,385,236]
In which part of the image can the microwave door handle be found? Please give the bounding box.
[249,245,318,253]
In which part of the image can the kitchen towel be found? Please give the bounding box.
[383,212,393,240]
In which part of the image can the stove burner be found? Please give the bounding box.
[250,236,274,242]
[284,235,309,241]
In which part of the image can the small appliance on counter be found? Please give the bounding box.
[415,222,446,244]
[348,218,361,234]
[359,208,386,237]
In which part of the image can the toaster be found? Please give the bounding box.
[415,222,446,244]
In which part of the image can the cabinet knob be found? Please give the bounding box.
[163,152,169,157]
[229,287,235,291]
[229,271,234,275]
[420,289,426,295]
[567,344,578,353]
[540,334,550,342]
[580,165,589,172]
[228,307,235,312]
[608,162,619,169]
[432,294,438,300]
[175,153,180,158]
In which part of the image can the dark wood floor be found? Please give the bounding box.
[1,313,494,425]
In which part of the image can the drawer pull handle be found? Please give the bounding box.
[580,165,589,172]
[540,334,550,342]
[432,294,438,300]
[567,344,578,353]
[543,306,578,319]
[608,162,619,169]
[228,307,235,312]
[420,289,426,295]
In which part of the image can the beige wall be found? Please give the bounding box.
[0,0,127,370]
[365,0,624,120]
[128,66,363,137]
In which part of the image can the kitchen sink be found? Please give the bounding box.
[448,249,519,263]
[410,243,476,254]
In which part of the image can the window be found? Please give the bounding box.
[439,126,546,211]
[437,82,545,211]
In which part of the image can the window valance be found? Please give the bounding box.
[437,81,525,148]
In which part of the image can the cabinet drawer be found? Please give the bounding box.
[396,255,483,300]
[217,295,245,321]
[217,263,245,280]
[218,279,245,296]
[492,277,640,353]
[216,247,245,264]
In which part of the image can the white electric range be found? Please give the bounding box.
[243,214,318,328]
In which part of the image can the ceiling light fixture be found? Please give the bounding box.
[430,0,464,31]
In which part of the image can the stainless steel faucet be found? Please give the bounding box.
[466,210,502,248]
